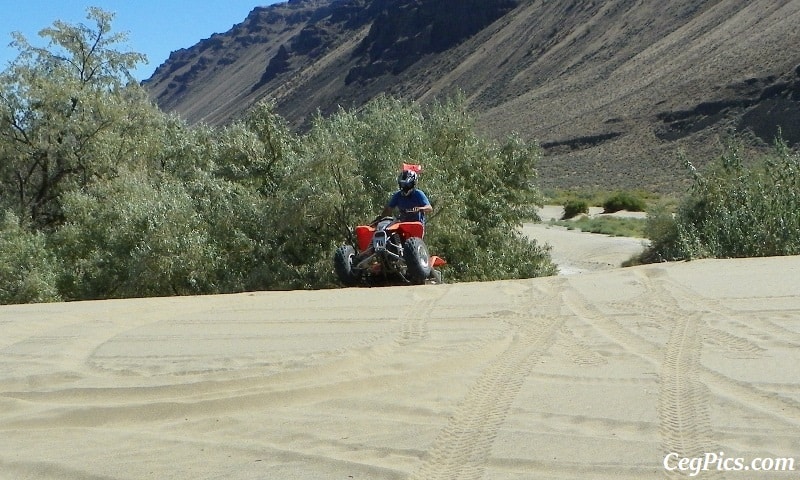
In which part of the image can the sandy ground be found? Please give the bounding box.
[2,222,800,479]
[524,205,649,274]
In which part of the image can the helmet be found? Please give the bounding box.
[398,169,417,194]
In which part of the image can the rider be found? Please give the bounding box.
[381,167,433,224]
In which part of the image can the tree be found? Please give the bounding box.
[0,7,153,228]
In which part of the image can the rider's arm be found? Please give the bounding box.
[407,204,432,213]
[413,190,433,214]
[383,191,401,217]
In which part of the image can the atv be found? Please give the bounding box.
[333,216,446,286]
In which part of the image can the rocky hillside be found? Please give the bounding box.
[144,0,800,192]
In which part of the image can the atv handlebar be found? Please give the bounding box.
[369,209,420,226]
[370,215,395,226]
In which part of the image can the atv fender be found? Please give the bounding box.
[354,225,375,252]
[354,221,425,252]
[430,255,447,267]
[393,221,424,240]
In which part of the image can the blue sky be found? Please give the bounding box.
[0,1,282,81]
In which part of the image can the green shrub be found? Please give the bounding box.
[637,204,682,262]
[641,138,800,261]
[602,191,647,213]
[0,213,61,304]
[278,94,556,285]
[562,199,589,219]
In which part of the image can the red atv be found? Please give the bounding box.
[333,216,446,286]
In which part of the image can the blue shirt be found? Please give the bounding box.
[388,189,430,223]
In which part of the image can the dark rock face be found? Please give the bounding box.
[346,0,518,83]
[739,79,800,146]
[254,45,291,91]
[655,73,800,146]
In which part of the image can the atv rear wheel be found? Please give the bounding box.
[403,237,431,285]
[333,245,359,287]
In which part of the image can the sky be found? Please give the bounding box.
[0,0,283,81]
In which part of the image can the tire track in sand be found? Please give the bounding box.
[629,271,720,466]
[658,312,718,467]
[1,287,451,431]
[561,269,721,477]
[395,288,442,346]
[577,266,800,479]
[408,279,567,480]
[652,276,800,429]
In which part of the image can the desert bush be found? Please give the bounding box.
[602,190,647,213]
[641,138,800,261]
[270,94,555,286]
[635,204,682,263]
[0,213,61,304]
[53,118,283,300]
[55,169,214,299]
[547,188,661,209]
[562,199,589,219]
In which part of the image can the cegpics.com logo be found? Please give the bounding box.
[664,452,796,476]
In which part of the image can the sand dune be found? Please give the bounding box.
[2,240,800,478]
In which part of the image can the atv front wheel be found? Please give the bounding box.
[333,245,359,287]
[403,237,431,285]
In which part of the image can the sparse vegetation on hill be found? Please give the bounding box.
[0,10,554,304]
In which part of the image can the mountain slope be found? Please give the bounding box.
[145,0,800,192]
